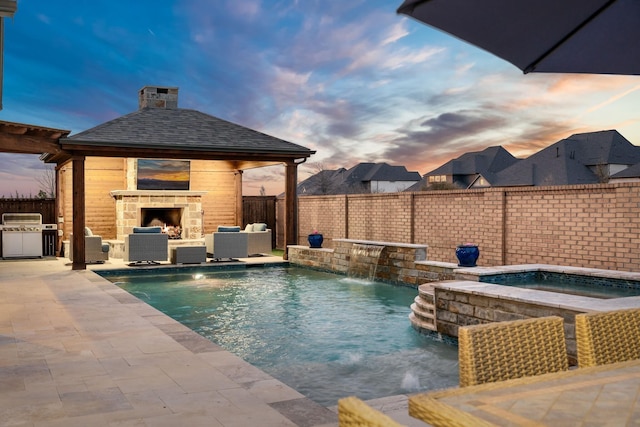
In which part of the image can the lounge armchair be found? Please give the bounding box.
[458,316,568,387]
[69,230,109,264]
[575,308,640,367]
[124,226,168,264]
[205,226,248,260]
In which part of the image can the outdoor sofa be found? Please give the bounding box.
[205,223,272,260]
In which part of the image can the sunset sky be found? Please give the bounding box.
[1,0,639,196]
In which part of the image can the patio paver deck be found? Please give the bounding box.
[0,257,422,427]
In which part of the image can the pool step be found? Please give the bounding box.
[409,283,437,331]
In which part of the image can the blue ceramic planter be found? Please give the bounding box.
[308,233,324,248]
[456,245,479,267]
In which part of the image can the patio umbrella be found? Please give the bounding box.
[397,0,640,75]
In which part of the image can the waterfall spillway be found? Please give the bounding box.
[347,243,384,282]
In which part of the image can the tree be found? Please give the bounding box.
[593,163,610,183]
[259,185,266,196]
[310,162,338,195]
[36,165,56,198]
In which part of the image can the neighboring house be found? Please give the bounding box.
[491,130,640,187]
[411,130,640,191]
[298,163,421,195]
[410,146,519,190]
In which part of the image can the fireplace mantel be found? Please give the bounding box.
[110,190,207,198]
[110,190,207,240]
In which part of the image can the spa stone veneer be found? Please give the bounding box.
[430,265,640,365]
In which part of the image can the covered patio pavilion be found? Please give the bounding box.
[0,86,315,269]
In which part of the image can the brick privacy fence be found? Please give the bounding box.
[283,182,640,271]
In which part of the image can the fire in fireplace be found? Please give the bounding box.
[141,207,183,239]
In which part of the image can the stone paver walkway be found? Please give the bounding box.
[0,258,422,427]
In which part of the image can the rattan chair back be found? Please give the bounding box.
[458,316,568,387]
[575,308,640,367]
[337,396,405,427]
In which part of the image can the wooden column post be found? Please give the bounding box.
[72,156,86,270]
[55,163,63,256]
[235,169,243,227]
[283,161,298,260]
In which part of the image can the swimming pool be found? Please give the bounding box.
[100,266,459,406]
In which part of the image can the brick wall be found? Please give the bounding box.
[291,182,640,272]
[297,195,347,246]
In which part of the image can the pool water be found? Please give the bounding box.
[513,281,640,299]
[480,271,640,299]
[104,266,459,406]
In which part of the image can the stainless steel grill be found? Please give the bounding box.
[2,213,44,258]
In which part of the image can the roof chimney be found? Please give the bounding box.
[138,86,179,110]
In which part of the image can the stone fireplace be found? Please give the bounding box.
[110,190,206,241]
[140,207,184,239]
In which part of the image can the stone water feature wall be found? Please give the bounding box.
[287,239,457,286]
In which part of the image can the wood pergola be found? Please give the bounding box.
[0,119,314,270]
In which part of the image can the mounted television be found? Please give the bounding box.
[137,159,190,190]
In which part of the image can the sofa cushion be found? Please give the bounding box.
[253,223,268,232]
[217,226,241,232]
[244,224,254,232]
[133,226,162,234]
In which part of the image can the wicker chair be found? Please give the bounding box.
[458,316,568,387]
[337,396,405,427]
[575,308,640,367]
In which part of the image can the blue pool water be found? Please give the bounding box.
[102,266,459,406]
[481,272,640,299]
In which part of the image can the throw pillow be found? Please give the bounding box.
[133,226,162,233]
[217,226,241,232]
[244,224,254,232]
[254,223,267,232]
[84,227,93,236]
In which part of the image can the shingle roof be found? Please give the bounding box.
[296,163,421,195]
[564,129,640,165]
[62,107,314,156]
[426,146,519,177]
[492,151,598,186]
[409,146,519,190]
[347,163,421,182]
[493,130,640,186]
[611,162,640,179]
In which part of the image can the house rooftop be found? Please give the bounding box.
[492,130,640,186]
[297,162,421,195]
